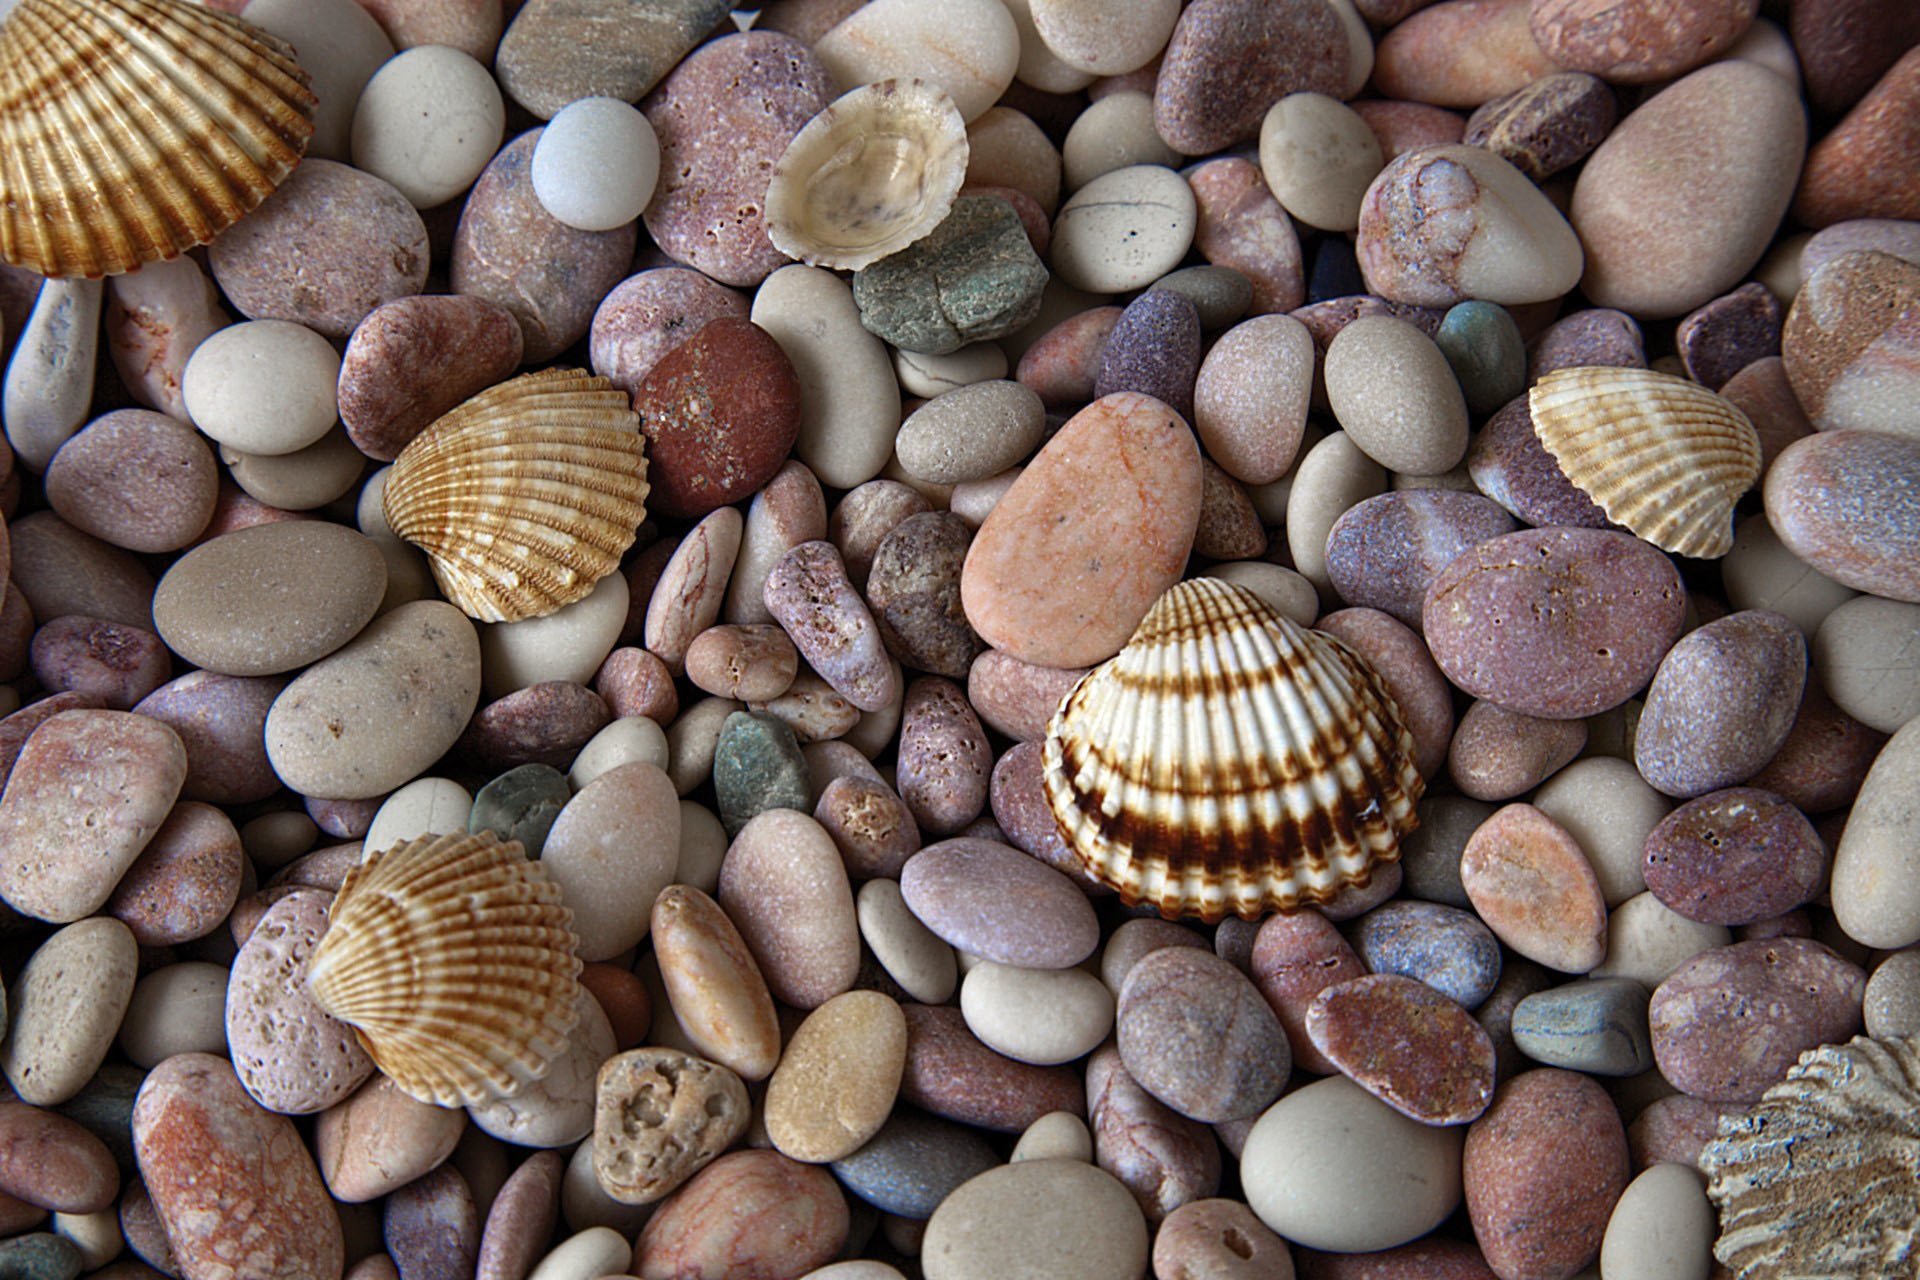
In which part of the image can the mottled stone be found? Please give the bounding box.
[1527,307,1645,380]
[1461,804,1609,973]
[1463,71,1616,180]
[1188,157,1306,315]
[495,0,730,118]
[1117,949,1287,1124]
[1448,700,1587,802]
[1765,430,1920,602]
[590,269,750,399]
[456,682,610,774]
[1307,974,1496,1124]
[1086,1044,1221,1224]
[711,711,808,837]
[866,512,983,679]
[1748,680,1886,814]
[1528,0,1758,83]
[45,410,218,553]
[1633,610,1806,799]
[1507,977,1652,1076]
[1781,250,1920,440]
[1642,788,1828,927]
[902,838,1099,970]
[1095,290,1201,422]
[854,197,1048,356]
[633,318,801,519]
[1676,283,1783,392]
[900,1003,1085,1133]
[1795,47,1920,228]
[1373,0,1560,109]
[633,1150,847,1279]
[1352,900,1504,1009]
[1326,491,1515,632]
[338,296,524,462]
[1152,0,1347,155]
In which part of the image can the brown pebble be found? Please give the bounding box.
[456,682,610,773]
[900,1003,1084,1134]
[592,1048,750,1205]
[594,647,679,725]
[633,1150,847,1279]
[816,773,922,880]
[1305,974,1496,1125]
[1250,910,1368,1076]
[1676,283,1783,391]
[1794,47,1920,228]
[1087,1043,1221,1226]
[1447,700,1587,802]
[337,295,524,461]
[1463,71,1616,181]
[44,409,218,553]
[104,801,245,947]
[475,1150,562,1280]
[133,671,287,807]
[1152,1198,1296,1280]
[29,616,171,711]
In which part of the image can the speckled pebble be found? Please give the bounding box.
[224,889,374,1115]
[854,197,1049,356]
[2,919,138,1109]
[1326,490,1514,632]
[634,1149,847,1279]
[766,542,903,713]
[717,808,860,1010]
[900,1003,1085,1133]
[1085,1043,1220,1224]
[337,295,524,462]
[902,838,1100,970]
[1463,72,1616,182]
[895,678,992,838]
[1765,430,1920,604]
[1117,947,1287,1123]
[1307,974,1496,1125]
[104,800,245,946]
[1641,787,1827,928]
[1448,700,1587,802]
[1465,396,1613,531]
[1633,610,1806,799]
[712,711,809,837]
[1095,290,1201,422]
[45,410,217,553]
[867,512,985,680]
[1352,900,1504,1009]
[830,1111,999,1219]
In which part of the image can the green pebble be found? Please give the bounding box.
[1436,300,1526,416]
[853,195,1050,355]
[469,762,573,857]
[0,1233,83,1280]
[1150,265,1252,331]
[55,1063,144,1172]
[712,711,809,836]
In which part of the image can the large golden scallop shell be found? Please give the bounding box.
[0,0,316,279]
[383,367,649,624]
[1702,1035,1920,1278]
[765,78,969,271]
[305,830,584,1108]
[1529,365,1762,559]
[1042,577,1425,922]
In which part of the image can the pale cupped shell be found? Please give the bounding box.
[764,78,969,271]
[383,367,650,624]
[0,0,316,279]
[304,830,585,1108]
[1529,365,1762,559]
[1042,577,1425,922]
[1702,1035,1920,1279]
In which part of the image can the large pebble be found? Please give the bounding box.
[1530,0,1757,82]
[961,392,1200,668]
[1633,610,1805,798]
[1243,1075,1463,1253]
[452,130,636,362]
[0,1103,117,1213]
[1794,45,1920,228]
[901,838,1099,969]
[541,763,679,961]
[1373,0,1557,107]
[1,919,137,1107]
[1463,1069,1627,1280]
[900,1003,1085,1132]
[265,601,481,800]
[644,33,834,287]
[210,159,427,340]
[317,1076,465,1204]
[1831,718,1920,947]
[651,885,782,1081]
[753,267,902,490]
[180,319,339,458]
[0,710,185,924]
[829,1111,998,1219]
[718,808,860,1009]
[1765,430,1920,604]
[765,991,907,1163]
[592,1048,749,1206]
[1356,144,1583,307]
[225,890,374,1114]
[1422,528,1686,720]
[495,0,726,118]
[1782,250,1920,441]
[1324,315,1469,474]
[45,410,217,554]
[634,1150,846,1280]
[1571,62,1807,319]
[1086,1044,1220,1223]
[1051,166,1197,294]
[1649,937,1866,1101]
[1116,948,1287,1123]
[1152,0,1346,156]
[921,1159,1147,1280]
[1308,974,1496,1124]
[633,319,800,519]
[133,1054,343,1280]
[1642,788,1826,927]
[338,295,524,462]
[1598,1161,1716,1280]
[1462,804,1609,973]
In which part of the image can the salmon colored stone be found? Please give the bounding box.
[1795,47,1920,228]
[1373,0,1560,110]
[1305,973,1497,1126]
[960,392,1202,669]
[1460,804,1608,974]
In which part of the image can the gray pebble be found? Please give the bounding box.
[1350,900,1503,1009]
[1510,977,1654,1076]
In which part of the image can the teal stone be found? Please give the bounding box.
[469,762,573,857]
[712,711,809,836]
[1510,977,1654,1076]
[55,1064,144,1171]
[0,1233,83,1280]
[853,195,1050,355]
[1436,300,1527,415]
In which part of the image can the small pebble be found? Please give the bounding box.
[1461,804,1610,974]
[1508,978,1654,1077]
[1352,900,1504,1009]
[531,97,658,232]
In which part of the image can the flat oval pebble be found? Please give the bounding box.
[1193,314,1313,485]
[829,1111,999,1219]
[1352,900,1505,1009]
[1243,1075,1464,1253]
[154,522,387,678]
[922,1159,1148,1280]
[1116,947,1288,1123]
[104,800,245,946]
[1649,937,1866,1102]
[1508,976,1653,1077]
[1815,594,1920,733]
[764,991,907,1163]
[1463,1068,1627,1280]
[1051,166,1198,295]
[896,382,1046,487]
[133,1054,343,1280]
[1571,62,1806,319]
[717,808,860,1009]
[1250,911,1367,1075]
[1324,315,1469,475]
[225,889,374,1115]
[1152,0,1346,156]
[45,410,217,553]
[1461,803,1609,973]
[179,319,340,458]
[1447,700,1587,802]
[316,1074,465,1204]
[1642,787,1826,927]
[1765,430,1920,604]
[960,961,1113,1065]
[900,1003,1085,1133]
[1307,974,1496,1125]
[337,295,524,462]
[901,837,1100,969]
[1633,610,1805,798]
[753,267,902,491]
[962,392,1201,668]
[1326,490,1514,631]
[1,918,137,1108]
[1423,528,1686,720]
[265,601,482,801]
[633,1149,846,1280]
[650,885,782,1082]
[542,762,680,961]
[0,1103,117,1214]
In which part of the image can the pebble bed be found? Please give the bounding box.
[0,0,1915,1279]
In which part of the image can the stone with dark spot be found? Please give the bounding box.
[853,197,1049,356]
[338,295,524,461]
[1095,290,1202,422]
[1675,283,1782,391]
[632,317,801,519]
[1633,610,1806,798]
[28,616,170,710]
[1464,71,1617,181]
[1641,787,1827,926]
[867,512,983,679]
[1306,973,1496,1124]
[589,268,750,398]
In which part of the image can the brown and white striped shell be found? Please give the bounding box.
[305,830,584,1107]
[383,367,649,623]
[1529,365,1762,559]
[0,0,316,279]
[1702,1034,1920,1278]
[1042,577,1425,922]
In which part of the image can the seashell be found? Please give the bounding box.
[305,829,585,1107]
[383,367,649,624]
[1042,577,1425,922]
[0,0,316,279]
[764,78,969,272]
[1528,365,1762,559]
[1702,1034,1920,1278]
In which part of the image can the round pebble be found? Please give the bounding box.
[961,961,1113,1066]
[531,97,659,232]
[1633,610,1806,799]
[180,320,341,457]
[1259,92,1382,232]
[1193,315,1313,485]
[921,1159,1147,1280]
[44,410,217,553]
[1642,788,1827,927]
[1116,947,1288,1123]
[1051,166,1197,294]
[1352,899,1505,1009]
[350,45,505,209]
[1461,803,1610,974]
[1325,314,1469,476]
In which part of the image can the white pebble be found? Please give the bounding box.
[351,45,506,209]
[532,97,661,232]
[181,320,340,457]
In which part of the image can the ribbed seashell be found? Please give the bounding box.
[305,830,584,1107]
[1528,365,1762,559]
[0,0,316,279]
[1702,1035,1920,1278]
[1042,577,1425,922]
[383,367,649,623]
[765,78,969,271]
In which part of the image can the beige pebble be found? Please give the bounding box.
[1000,0,1095,94]
[569,716,672,790]
[529,1227,632,1280]
[1591,893,1729,988]
[119,962,227,1070]
[1814,596,1920,733]
[1193,314,1314,486]
[718,809,860,1009]
[893,344,1009,399]
[543,763,681,962]
[483,571,628,698]
[468,991,614,1148]
[244,0,394,160]
[106,254,230,423]
[560,1131,651,1237]
[949,469,1023,528]
[921,1159,1149,1280]
[726,462,829,627]
[221,427,367,512]
[1209,562,1318,626]
[676,801,729,895]
[645,508,743,677]
[685,625,799,704]
[1,918,137,1106]
[1285,431,1387,595]
[6,278,104,472]
[857,878,958,1004]
[225,889,373,1115]
[1061,93,1180,192]
[350,45,505,209]
[1531,757,1671,907]
[895,381,1047,487]
[1598,1162,1714,1280]
[651,884,783,1081]
[1721,514,1856,638]
[813,0,1019,122]
[1010,1110,1093,1163]
[593,1048,749,1205]
[960,962,1114,1065]
[364,777,473,855]
[1833,718,1920,949]
[1324,315,1469,475]
[315,1074,465,1203]
[1051,165,1197,294]
[766,991,908,1163]
[665,696,742,795]
[754,268,901,491]
[965,107,1064,216]
[1030,0,1176,75]
[1259,92,1383,232]
[51,1207,122,1270]
[1864,949,1920,1039]
[180,319,341,457]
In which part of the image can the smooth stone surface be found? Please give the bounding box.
[1050,166,1197,295]
[1188,157,1305,315]
[2,919,137,1108]
[542,762,680,961]
[104,255,227,423]
[651,885,782,1081]
[633,320,800,520]
[961,393,1201,668]
[338,295,524,462]
[896,382,1046,487]
[468,763,572,857]
[1642,788,1827,927]
[1530,0,1756,82]
[901,838,1100,969]
[1461,804,1609,974]
[1816,594,1920,734]
[830,1111,999,1219]
[633,1150,847,1280]
[1352,900,1504,1009]
[495,0,726,117]
[1598,1161,1715,1280]
[764,992,907,1163]
[1467,395,1614,531]
[1372,0,1558,108]
[1782,250,1920,440]
[1633,611,1806,799]
[1193,314,1313,485]
[317,1074,465,1205]
[1117,948,1288,1123]
[1325,316,1470,475]
[1571,62,1807,319]
[1250,911,1367,1075]
[1795,46,1920,228]
[45,410,218,554]
[1242,1076,1464,1253]
[351,44,504,209]
[900,1003,1085,1134]
[1326,490,1514,632]
[960,961,1113,1065]
[717,808,861,1010]
[1590,892,1729,990]
[921,1160,1148,1280]
[5,278,99,472]
[711,711,810,836]
[591,269,748,401]
[180,319,341,457]
[1508,978,1654,1076]
[1832,718,1920,948]
[1152,0,1347,155]
[753,267,902,490]
[531,97,659,231]
[1532,757,1669,907]
[1306,974,1497,1124]
[1085,1043,1220,1224]
[1448,700,1587,802]
[1259,92,1382,234]
[1766,430,1920,604]
[154,523,387,678]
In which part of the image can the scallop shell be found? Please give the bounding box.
[1042,577,1425,922]
[1702,1034,1920,1278]
[765,78,969,271]
[1528,365,1762,559]
[305,830,585,1108]
[383,367,649,624]
[0,0,316,279]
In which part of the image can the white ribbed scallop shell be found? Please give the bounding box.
[1042,577,1424,922]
